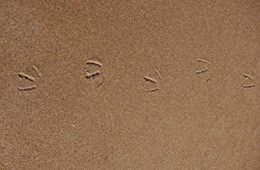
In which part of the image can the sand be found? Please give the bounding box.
[0,0,259,169]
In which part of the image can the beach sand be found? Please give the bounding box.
[0,0,259,169]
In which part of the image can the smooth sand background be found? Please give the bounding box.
[0,0,259,169]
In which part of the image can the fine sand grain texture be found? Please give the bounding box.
[0,0,259,169]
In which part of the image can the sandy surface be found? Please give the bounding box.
[0,0,259,169]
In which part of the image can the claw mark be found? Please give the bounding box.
[86,60,103,67]
[18,86,36,91]
[155,69,162,80]
[252,68,256,77]
[32,65,41,77]
[196,67,208,74]
[18,72,35,81]
[86,71,101,78]
[145,87,159,92]
[197,58,210,64]
[144,76,157,83]
[243,84,255,88]
[243,73,253,80]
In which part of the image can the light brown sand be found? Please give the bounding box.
[0,0,259,169]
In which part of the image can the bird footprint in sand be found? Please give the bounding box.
[196,58,211,82]
[143,69,161,92]
[242,69,256,88]
[85,57,104,87]
[17,65,41,91]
